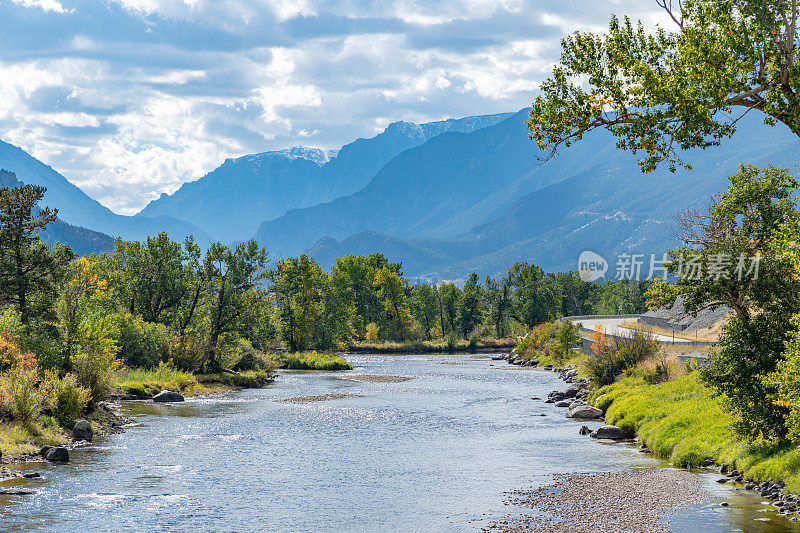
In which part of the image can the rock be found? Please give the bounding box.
[566,404,604,419]
[555,400,572,407]
[590,425,624,440]
[735,475,744,483]
[22,472,41,479]
[0,489,34,495]
[716,478,728,484]
[530,396,540,400]
[720,502,729,507]
[719,463,729,474]
[579,426,591,435]
[152,390,185,403]
[564,383,584,398]
[704,458,715,466]
[45,447,69,462]
[639,447,651,454]
[72,420,93,441]
[39,445,52,457]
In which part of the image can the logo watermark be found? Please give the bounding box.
[578,250,608,282]
[577,251,762,281]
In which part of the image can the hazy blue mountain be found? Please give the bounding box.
[138,113,513,242]
[0,170,114,255]
[0,140,210,244]
[285,112,800,280]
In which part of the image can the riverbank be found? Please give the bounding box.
[349,338,516,354]
[493,350,800,528]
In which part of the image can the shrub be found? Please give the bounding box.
[163,331,207,373]
[586,328,659,386]
[72,314,120,404]
[41,371,90,427]
[0,308,23,345]
[446,332,457,351]
[552,320,580,361]
[0,344,40,424]
[468,335,479,352]
[365,323,379,341]
[116,314,168,368]
[701,314,790,440]
[272,351,353,371]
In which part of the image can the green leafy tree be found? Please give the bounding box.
[374,266,412,341]
[269,254,325,352]
[484,275,511,338]
[410,283,439,340]
[458,273,483,338]
[556,270,600,317]
[528,0,800,172]
[648,165,800,439]
[508,262,561,328]
[204,240,269,368]
[438,282,461,335]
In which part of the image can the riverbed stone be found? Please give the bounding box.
[45,447,69,462]
[72,420,93,441]
[578,425,591,435]
[566,404,603,419]
[590,425,624,440]
[152,390,185,403]
[555,400,572,407]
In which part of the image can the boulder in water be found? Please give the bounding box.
[153,390,185,403]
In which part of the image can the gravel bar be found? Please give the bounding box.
[487,469,710,533]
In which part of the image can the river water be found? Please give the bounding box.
[0,353,797,532]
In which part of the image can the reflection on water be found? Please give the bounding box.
[0,354,795,532]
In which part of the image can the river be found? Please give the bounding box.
[0,353,796,532]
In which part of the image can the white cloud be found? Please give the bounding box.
[0,0,666,215]
[13,0,68,13]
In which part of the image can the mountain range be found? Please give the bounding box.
[138,113,513,243]
[0,140,209,245]
[0,109,798,280]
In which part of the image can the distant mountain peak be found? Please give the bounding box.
[233,146,338,167]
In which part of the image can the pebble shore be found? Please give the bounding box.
[488,469,710,533]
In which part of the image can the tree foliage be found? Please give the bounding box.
[528,0,800,172]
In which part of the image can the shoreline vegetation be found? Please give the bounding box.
[509,318,800,514]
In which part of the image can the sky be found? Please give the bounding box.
[0,0,666,215]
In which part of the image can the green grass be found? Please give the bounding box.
[116,362,202,398]
[591,373,800,492]
[195,370,274,388]
[0,420,67,458]
[273,351,353,370]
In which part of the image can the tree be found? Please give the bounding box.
[484,275,511,338]
[374,266,412,341]
[0,185,72,325]
[410,283,439,340]
[204,240,269,368]
[458,273,483,338]
[528,0,800,172]
[648,165,800,439]
[269,254,325,352]
[556,270,600,317]
[508,262,561,327]
[112,233,186,324]
[438,283,461,335]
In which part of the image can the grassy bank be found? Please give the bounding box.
[117,364,275,398]
[592,373,800,492]
[272,351,353,370]
[349,338,515,354]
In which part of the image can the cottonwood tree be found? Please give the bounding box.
[204,240,269,368]
[528,0,800,172]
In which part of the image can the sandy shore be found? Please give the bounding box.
[487,469,710,533]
